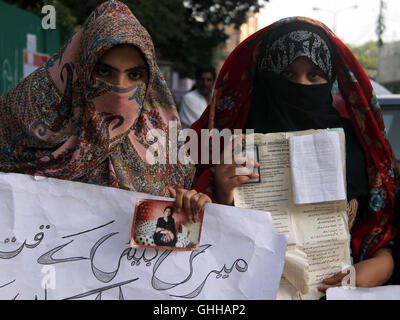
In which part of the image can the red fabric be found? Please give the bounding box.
[192,16,400,262]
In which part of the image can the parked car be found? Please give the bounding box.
[371,79,392,95]
[377,94,400,165]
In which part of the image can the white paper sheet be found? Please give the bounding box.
[27,34,37,52]
[234,130,350,300]
[327,286,400,300]
[0,172,287,300]
[289,131,346,204]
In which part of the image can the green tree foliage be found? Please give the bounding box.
[187,0,263,29]
[349,41,378,77]
[5,0,268,77]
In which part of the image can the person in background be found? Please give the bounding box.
[179,65,216,128]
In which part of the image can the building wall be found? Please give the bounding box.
[158,60,194,108]
[215,11,259,73]
[240,12,259,43]
[0,1,61,96]
[377,41,400,93]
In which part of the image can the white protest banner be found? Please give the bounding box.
[0,173,287,300]
[327,286,400,300]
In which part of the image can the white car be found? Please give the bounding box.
[378,94,400,165]
[371,79,392,95]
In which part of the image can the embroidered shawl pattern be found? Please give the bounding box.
[0,0,194,196]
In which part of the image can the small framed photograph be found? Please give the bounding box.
[244,144,260,184]
[130,199,204,251]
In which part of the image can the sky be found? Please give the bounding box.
[258,0,400,46]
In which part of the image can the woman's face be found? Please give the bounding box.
[93,45,149,89]
[280,57,328,85]
[164,208,172,217]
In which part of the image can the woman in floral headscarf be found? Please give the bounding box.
[192,17,400,292]
[0,0,210,215]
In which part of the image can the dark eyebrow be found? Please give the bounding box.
[96,62,119,72]
[312,65,324,71]
[96,62,147,73]
[124,66,147,73]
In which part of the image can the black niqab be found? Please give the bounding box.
[245,22,369,200]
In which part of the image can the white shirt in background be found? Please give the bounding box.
[179,89,208,128]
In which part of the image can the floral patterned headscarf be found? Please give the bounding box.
[192,17,400,262]
[0,0,194,196]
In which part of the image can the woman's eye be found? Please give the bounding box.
[129,72,142,80]
[310,72,320,78]
[309,71,327,80]
[96,68,110,77]
[281,70,294,78]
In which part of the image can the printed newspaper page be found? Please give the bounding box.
[233,129,351,300]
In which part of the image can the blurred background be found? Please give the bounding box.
[0,0,399,101]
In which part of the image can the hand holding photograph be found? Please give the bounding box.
[130,199,204,251]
